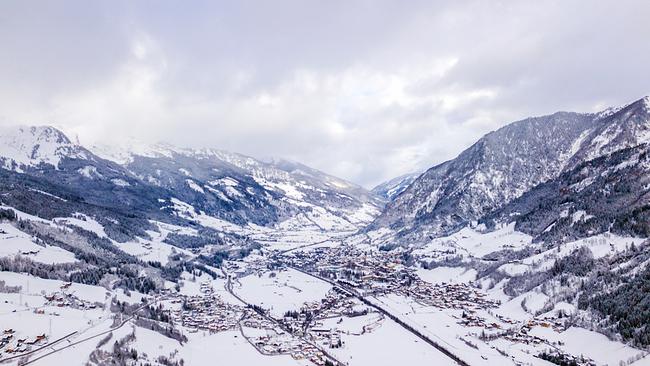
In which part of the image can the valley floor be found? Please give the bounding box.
[1,213,649,366]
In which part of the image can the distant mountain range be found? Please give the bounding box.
[0,126,382,242]
[3,97,649,246]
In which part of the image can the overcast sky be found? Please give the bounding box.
[1,0,649,188]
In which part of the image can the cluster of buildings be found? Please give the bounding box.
[245,325,330,366]
[167,282,242,332]
[402,281,501,311]
[42,285,99,310]
[0,329,47,359]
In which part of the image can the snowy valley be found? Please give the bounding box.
[1,97,650,366]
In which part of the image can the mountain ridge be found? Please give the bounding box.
[368,96,650,244]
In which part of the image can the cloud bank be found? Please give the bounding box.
[1,0,649,187]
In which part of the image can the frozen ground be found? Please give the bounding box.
[235,268,332,317]
[0,222,77,264]
[324,315,458,366]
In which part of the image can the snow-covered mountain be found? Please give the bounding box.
[0,125,90,172]
[88,139,383,228]
[371,172,421,201]
[0,126,383,242]
[483,136,650,245]
[369,96,650,244]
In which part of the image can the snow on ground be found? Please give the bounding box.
[27,188,68,201]
[53,213,107,238]
[116,222,194,265]
[497,262,533,276]
[2,304,113,365]
[0,125,87,171]
[530,326,647,366]
[414,223,532,258]
[252,177,305,200]
[0,205,51,223]
[0,271,122,304]
[365,228,394,243]
[325,315,458,366]
[186,179,205,193]
[180,331,308,366]
[416,266,477,285]
[520,233,645,272]
[0,274,116,364]
[0,222,77,264]
[300,205,356,231]
[515,290,549,315]
[319,312,381,335]
[235,268,332,317]
[369,293,514,365]
[255,220,346,252]
[77,165,101,179]
[344,203,381,225]
[168,197,251,235]
[289,240,341,253]
[494,292,537,321]
[111,178,130,187]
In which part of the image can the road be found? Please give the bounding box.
[224,271,346,366]
[0,297,161,365]
[289,266,470,366]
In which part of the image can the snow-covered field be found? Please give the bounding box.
[116,222,195,265]
[369,294,515,365]
[414,222,533,258]
[235,268,332,317]
[416,266,477,284]
[0,223,77,264]
[324,315,458,366]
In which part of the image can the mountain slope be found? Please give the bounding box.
[371,172,420,200]
[483,142,650,244]
[89,141,383,229]
[0,126,382,244]
[369,96,650,244]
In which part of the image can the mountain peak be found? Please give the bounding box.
[0,125,87,171]
[639,95,650,112]
[620,95,650,114]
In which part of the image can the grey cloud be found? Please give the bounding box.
[0,0,648,187]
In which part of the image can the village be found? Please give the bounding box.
[0,242,600,366]
[158,279,352,366]
[266,244,590,364]
[0,281,105,360]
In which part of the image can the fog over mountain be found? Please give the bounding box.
[1,0,649,187]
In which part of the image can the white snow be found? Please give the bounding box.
[416,266,477,285]
[0,125,87,171]
[210,177,239,187]
[530,326,646,366]
[54,214,107,238]
[89,139,175,165]
[325,314,458,366]
[77,165,101,179]
[414,223,532,258]
[111,178,130,187]
[186,179,205,193]
[253,177,305,200]
[27,188,68,201]
[117,222,194,265]
[0,223,78,264]
[235,269,332,317]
